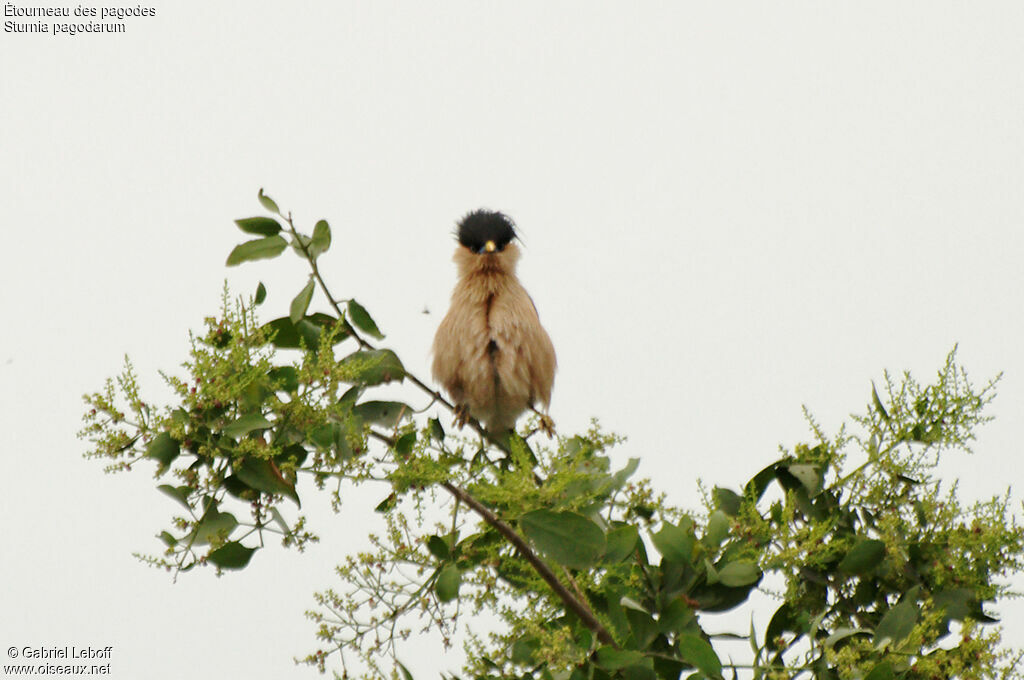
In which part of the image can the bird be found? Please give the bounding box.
[432,210,556,435]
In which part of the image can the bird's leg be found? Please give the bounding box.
[453,403,471,429]
[529,406,556,438]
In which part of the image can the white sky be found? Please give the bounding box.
[2,3,1023,679]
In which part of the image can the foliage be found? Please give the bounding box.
[80,191,1024,680]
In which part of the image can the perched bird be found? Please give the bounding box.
[432,210,556,434]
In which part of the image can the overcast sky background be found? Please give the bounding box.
[2,3,1023,679]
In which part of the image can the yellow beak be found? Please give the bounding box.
[484,240,496,253]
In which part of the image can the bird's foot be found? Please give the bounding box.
[537,413,555,438]
[453,403,470,429]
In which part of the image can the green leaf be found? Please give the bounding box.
[678,634,723,679]
[658,597,695,634]
[824,627,871,650]
[375,493,397,513]
[330,423,356,461]
[872,382,890,420]
[605,457,640,492]
[338,349,405,385]
[519,510,606,569]
[290,234,315,261]
[258,188,279,214]
[625,607,659,649]
[621,665,658,680]
[426,535,450,561]
[267,366,298,392]
[595,647,646,671]
[276,443,308,468]
[208,541,256,570]
[260,313,348,350]
[348,299,384,340]
[630,502,656,521]
[435,563,461,602]
[932,588,976,621]
[652,520,695,564]
[235,457,299,505]
[713,487,742,516]
[269,506,290,535]
[717,561,761,587]
[223,413,272,439]
[690,581,758,612]
[339,385,362,408]
[703,510,731,547]
[146,432,179,471]
[744,462,778,502]
[157,484,192,511]
[786,464,822,495]
[863,661,894,680]
[261,317,306,349]
[226,235,287,266]
[394,431,416,456]
[157,531,178,548]
[354,400,413,428]
[704,558,720,584]
[234,217,282,236]
[309,219,331,258]
[765,602,798,649]
[254,281,267,305]
[603,525,639,563]
[505,431,538,467]
[873,590,920,648]
[112,434,140,453]
[239,382,272,413]
[428,418,445,442]
[839,539,886,575]
[223,475,257,501]
[620,596,647,612]
[396,661,414,680]
[193,510,238,545]
[310,423,336,450]
[290,278,315,325]
[510,636,540,665]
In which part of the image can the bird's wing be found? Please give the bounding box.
[433,288,496,410]
[491,285,556,409]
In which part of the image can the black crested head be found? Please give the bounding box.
[456,210,517,254]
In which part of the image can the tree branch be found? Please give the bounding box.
[439,481,616,647]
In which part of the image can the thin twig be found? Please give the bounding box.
[560,566,591,614]
[284,212,372,350]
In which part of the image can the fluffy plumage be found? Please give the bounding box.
[432,210,556,432]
